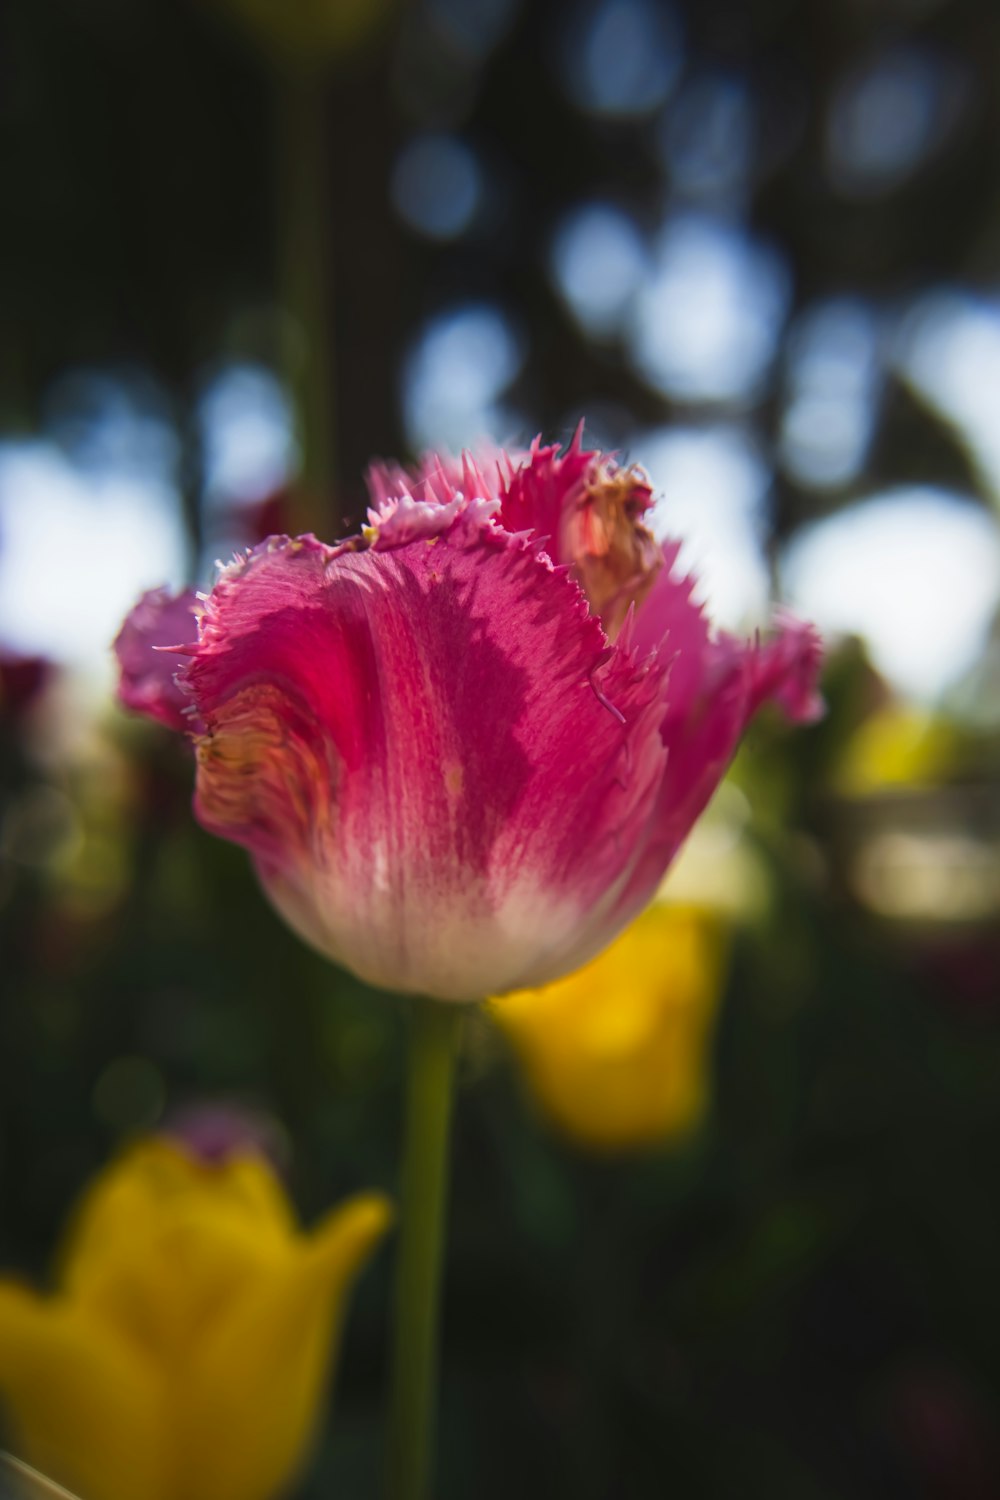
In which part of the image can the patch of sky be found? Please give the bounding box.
[425,0,522,64]
[826,45,970,198]
[780,297,880,489]
[0,439,187,678]
[894,289,1000,504]
[659,71,755,205]
[637,423,772,629]
[561,0,683,120]
[550,203,648,339]
[391,133,481,241]
[782,488,1000,702]
[402,303,524,452]
[198,363,296,510]
[44,368,179,483]
[628,213,790,405]
[0,371,188,680]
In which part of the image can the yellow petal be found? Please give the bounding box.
[0,1284,165,1500]
[305,1192,395,1283]
[60,1141,296,1361]
[171,1192,392,1500]
[63,1139,293,1282]
[834,704,955,796]
[494,905,727,1153]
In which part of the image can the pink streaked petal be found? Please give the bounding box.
[497,427,595,559]
[627,539,711,711]
[600,612,825,936]
[113,586,201,732]
[498,430,662,640]
[747,609,825,724]
[366,447,507,514]
[186,515,669,1000]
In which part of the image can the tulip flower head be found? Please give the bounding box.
[494,902,727,1153]
[0,1139,391,1500]
[115,430,821,1002]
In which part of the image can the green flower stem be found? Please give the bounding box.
[387,996,463,1500]
[274,64,336,532]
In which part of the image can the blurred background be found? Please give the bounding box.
[2,0,1000,1495]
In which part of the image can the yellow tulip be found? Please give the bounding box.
[493,904,727,1154]
[0,1138,392,1500]
[834,702,956,796]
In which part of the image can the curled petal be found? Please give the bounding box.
[113,586,200,732]
[625,540,710,709]
[747,609,825,724]
[186,509,670,1000]
[370,431,662,638]
[496,427,594,550]
[498,429,661,637]
[366,490,499,550]
[604,609,825,934]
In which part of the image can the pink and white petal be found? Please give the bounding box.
[366,448,506,514]
[187,512,669,1001]
[113,586,201,732]
[366,492,499,550]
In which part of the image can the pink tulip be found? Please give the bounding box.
[114,430,821,1001]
